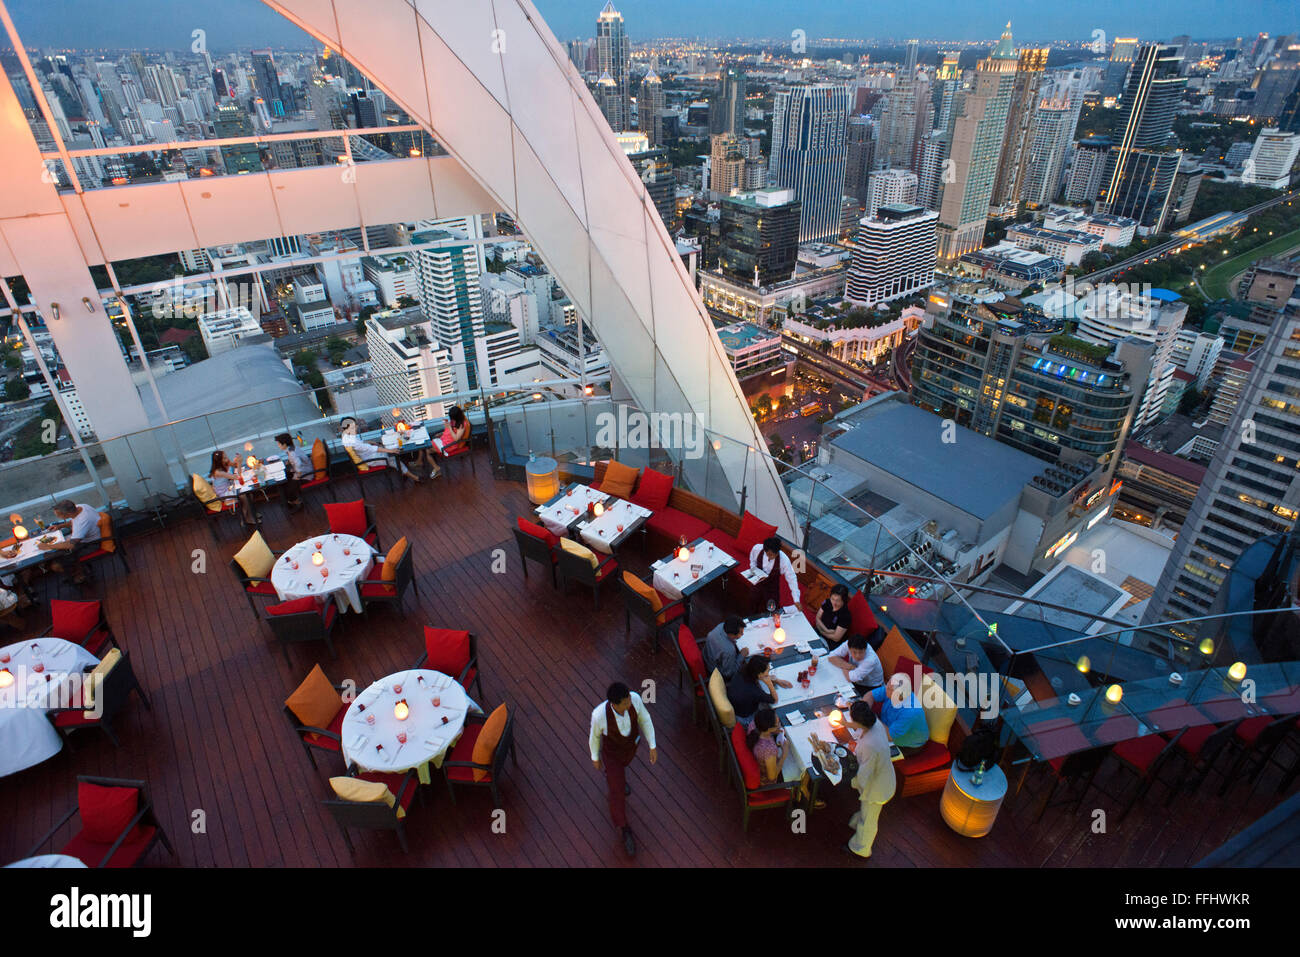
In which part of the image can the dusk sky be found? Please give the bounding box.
[4,0,1298,51]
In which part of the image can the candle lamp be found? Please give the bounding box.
[773,627,786,644]
[1227,661,1247,682]
[0,668,12,688]
[311,551,325,566]
[677,546,690,562]
[1198,638,1215,657]
[593,502,605,517]
[12,525,28,541]
[246,455,258,469]
[394,699,410,721]
[829,709,843,727]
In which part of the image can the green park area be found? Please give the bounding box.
[1200,226,1300,300]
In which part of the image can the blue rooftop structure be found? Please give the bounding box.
[1149,288,1181,302]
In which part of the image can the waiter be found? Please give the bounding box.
[748,536,801,614]
[844,700,896,860]
[589,681,657,858]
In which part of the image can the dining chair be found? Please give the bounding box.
[512,519,560,588]
[671,624,708,727]
[556,543,619,610]
[725,724,796,833]
[26,776,174,868]
[414,626,483,700]
[325,767,420,854]
[343,444,396,497]
[1102,729,1187,822]
[323,499,380,549]
[1217,713,1299,796]
[49,649,151,749]
[39,598,119,657]
[229,557,278,618]
[76,509,130,578]
[358,541,417,617]
[262,596,340,667]
[284,664,349,770]
[1162,719,1242,804]
[618,571,686,650]
[442,706,516,808]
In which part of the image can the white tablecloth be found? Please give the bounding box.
[0,530,66,578]
[270,533,375,613]
[652,539,736,600]
[737,610,821,658]
[5,854,88,868]
[535,484,607,537]
[341,670,474,785]
[234,461,287,494]
[0,637,99,777]
[578,498,651,554]
[381,426,431,450]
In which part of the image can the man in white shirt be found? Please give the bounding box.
[844,701,896,859]
[37,500,101,585]
[827,633,884,692]
[589,681,657,858]
[748,536,801,613]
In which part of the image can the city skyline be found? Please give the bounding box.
[4,0,1300,51]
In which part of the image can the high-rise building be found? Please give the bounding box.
[936,23,1019,259]
[251,49,283,114]
[711,68,746,136]
[1021,69,1089,207]
[1097,44,1186,231]
[366,310,455,423]
[769,84,851,244]
[1146,302,1300,621]
[932,52,962,134]
[865,168,918,216]
[910,291,1153,478]
[214,105,260,173]
[709,133,747,198]
[412,227,485,388]
[640,69,664,146]
[880,41,927,171]
[595,2,630,131]
[717,188,801,287]
[1101,37,1139,99]
[1065,136,1112,203]
[990,47,1050,216]
[844,204,937,306]
[1252,41,1300,120]
[1168,156,1205,225]
[628,148,675,230]
[915,131,949,211]
[1242,128,1300,188]
[844,116,876,202]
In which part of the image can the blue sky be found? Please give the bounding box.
[5,0,1297,50]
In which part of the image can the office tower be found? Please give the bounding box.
[932,53,961,134]
[1065,136,1111,203]
[865,168,918,216]
[712,68,746,136]
[911,292,1153,478]
[1252,40,1300,119]
[567,40,587,71]
[214,105,260,173]
[366,311,455,422]
[1074,288,1187,430]
[412,227,486,388]
[1101,37,1139,99]
[717,189,801,286]
[1242,128,1300,187]
[640,68,664,145]
[1098,44,1186,231]
[1021,69,1088,207]
[844,204,937,306]
[710,133,746,197]
[936,23,1018,259]
[769,83,851,244]
[351,90,380,129]
[595,2,630,131]
[628,148,675,229]
[212,66,230,99]
[915,131,949,210]
[595,72,622,132]
[1278,82,1300,133]
[880,41,925,170]
[251,49,283,114]
[990,47,1050,216]
[1168,157,1204,225]
[1147,302,1300,621]
[844,116,876,202]
[310,79,348,131]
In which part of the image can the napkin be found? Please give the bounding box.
[348,733,369,752]
[796,642,811,653]
[786,712,806,726]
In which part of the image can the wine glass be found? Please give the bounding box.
[343,547,351,556]
[766,599,777,617]
[396,731,407,745]
[365,712,376,726]
[432,695,441,708]
[321,567,329,579]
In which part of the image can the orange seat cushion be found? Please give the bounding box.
[601,461,639,499]
[311,438,329,476]
[471,705,508,781]
[382,537,408,582]
[623,571,662,614]
[95,512,116,553]
[285,664,342,729]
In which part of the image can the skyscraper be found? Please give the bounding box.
[865,168,918,216]
[712,68,746,136]
[412,227,486,389]
[214,105,260,173]
[990,46,1050,216]
[936,23,1019,259]
[709,133,747,198]
[1101,37,1139,99]
[844,204,937,306]
[251,49,284,115]
[595,2,630,131]
[640,69,664,146]
[769,84,851,244]
[880,40,924,170]
[717,189,801,286]
[1065,136,1112,203]
[844,116,876,202]
[1021,69,1089,207]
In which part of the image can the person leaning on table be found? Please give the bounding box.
[870,672,929,754]
[726,653,792,726]
[813,583,853,647]
[842,700,896,860]
[36,500,103,585]
[826,633,884,695]
[703,615,745,682]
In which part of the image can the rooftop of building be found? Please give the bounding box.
[715,321,780,351]
[1122,441,1208,484]
[828,396,1048,522]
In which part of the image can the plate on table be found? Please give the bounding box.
[833,744,848,758]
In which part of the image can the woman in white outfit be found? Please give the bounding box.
[338,417,419,483]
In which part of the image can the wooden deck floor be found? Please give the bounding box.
[1,454,1294,868]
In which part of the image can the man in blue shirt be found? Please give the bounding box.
[871,672,929,752]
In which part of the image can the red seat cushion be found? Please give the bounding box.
[78,548,112,563]
[266,596,319,616]
[54,710,103,728]
[896,739,951,775]
[78,781,138,842]
[655,593,686,625]
[325,500,368,538]
[677,625,706,682]
[1174,723,1216,756]
[594,558,619,581]
[702,527,743,560]
[646,507,710,543]
[517,517,560,552]
[360,580,398,597]
[62,825,156,868]
[894,655,935,680]
[300,475,329,490]
[735,511,778,556]
[303,703,348,749]
[458,667,478,692]
[423,627,470,676]
[1236,715,1272,744]
[847,591,878,637]
[357,772,417,811]
[746,789,792,808]
[731,724,762,790]
[51,599,101,640]
[322,603,338,629]
[246,580,278,596]
[1113,733,1167,772]
[630,468,673,511]
[445,721,492,783]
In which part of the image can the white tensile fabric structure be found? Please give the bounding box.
[260,0,798,537]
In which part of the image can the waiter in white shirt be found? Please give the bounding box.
[37,500,101,585]
[589,681,657,858]
[748,536,801,613]
[844,700,896,860]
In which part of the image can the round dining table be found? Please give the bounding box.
[0,637,100,777]
[270,533,376,614]
[340,669,478,785]
[4,854,88,868]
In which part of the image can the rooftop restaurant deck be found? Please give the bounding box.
[1,439,1296,868]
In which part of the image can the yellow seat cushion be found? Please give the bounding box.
[311,438,328,476]
[381,537,408,582]
[708,668,735,729]
[95,511,116,553]
[471,704,508,782]
[560,537,599,569]
[876,625,917,676]
[82,648,121,717]
[192,473,222,513]
[919,672,958,746]
[343,444,368,470]
[285,664,342,730]
[233,530,276,580]
[601,460,638,499]
[328,776,404,819]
